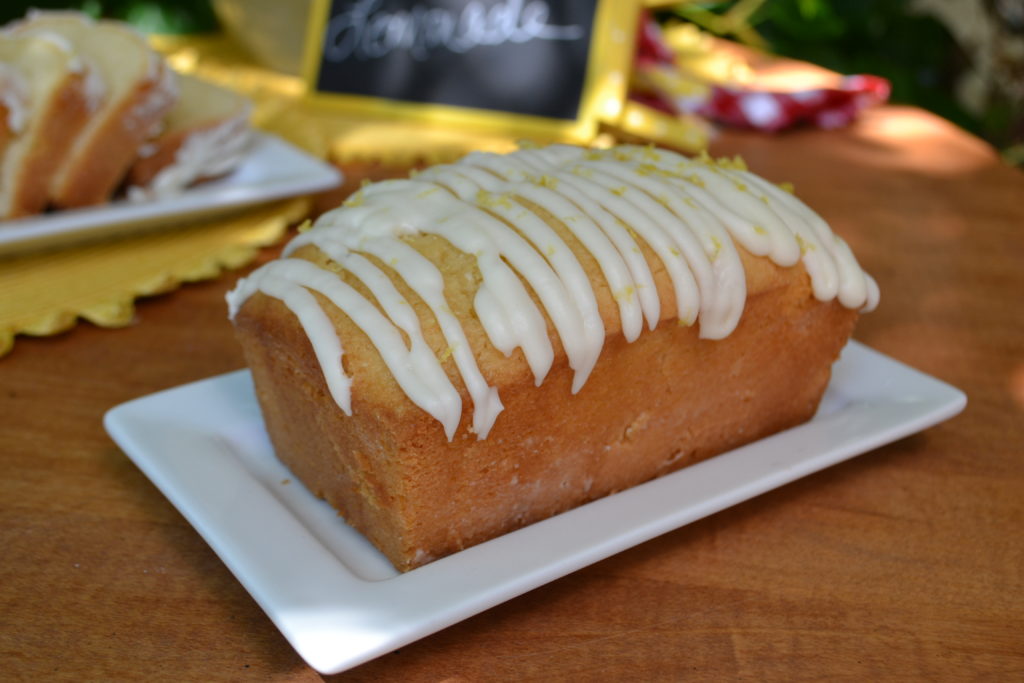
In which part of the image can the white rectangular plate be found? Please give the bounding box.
[0,133,341,257]
[104,341,965,674]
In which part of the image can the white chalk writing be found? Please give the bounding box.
[324,0,587,62]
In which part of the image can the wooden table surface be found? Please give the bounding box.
[2,105,1022,681]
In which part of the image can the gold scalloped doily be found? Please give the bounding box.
[0,198,307,357]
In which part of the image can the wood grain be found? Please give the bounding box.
[1,105,1022,681]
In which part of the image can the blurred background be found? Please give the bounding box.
[657,0,1023,163]
[2,0,1021,164]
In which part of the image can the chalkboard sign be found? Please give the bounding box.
[301,0,638,141]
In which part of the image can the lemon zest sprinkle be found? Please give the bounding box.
[439,345,456,362]
[710,235,723,259]
[716,155,748,171]
[343,190,365,207]
[613,285,635,302]
[571,165,593,178]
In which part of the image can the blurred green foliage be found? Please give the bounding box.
[754,1,975,130]
[664,0,1023,158]
[0,0,218,34]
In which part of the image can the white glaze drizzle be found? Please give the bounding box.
[226,258,463,439]
[576,157,747,339]
[0,62,29,133]
[557,161,704,327]
[286,223,504,438]
[127,108,251,202]
[228,145,879,440]
[417,162,606,391]
[459,153,646,342]
[5,19,109,111]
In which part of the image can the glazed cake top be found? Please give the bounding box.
[229,144,878,440]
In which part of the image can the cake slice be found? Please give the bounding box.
[0,61,27,158]
[0,60,28,173]
[0,33,92,219]
[6,11,178,209]
[126,72,252,201]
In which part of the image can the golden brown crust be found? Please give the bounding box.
[51,63,176,209]
[5,71,91,219]
[233,229,858,570]
[0,106,11,160]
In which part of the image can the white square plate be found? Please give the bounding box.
[0,133,341,257]
[104,341,965,674]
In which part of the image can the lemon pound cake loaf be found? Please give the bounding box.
[228,144,879,572]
